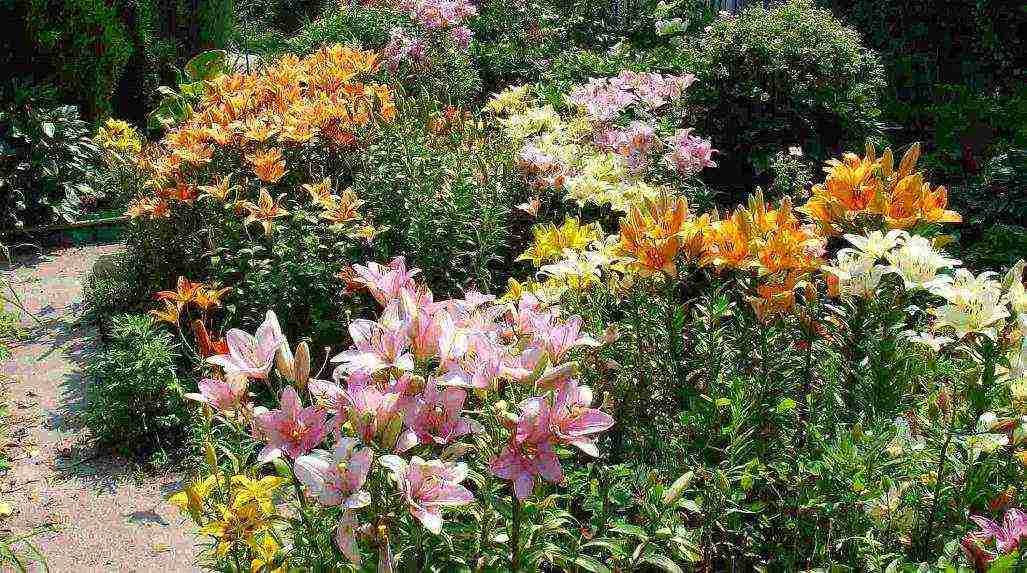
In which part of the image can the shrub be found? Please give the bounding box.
[471,0,568,91]
[288,4,483,106]
[354,101,520,295]
[683,0,885,198]
[0,85,105,229]
[952,149,1027,270]
[83,314,189,455]
[821,0,1026,182]
[82,251,145,320]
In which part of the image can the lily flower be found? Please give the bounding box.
[534,316,600,363]
[543,379,614,457]
[378,456,474,534]
[332,318,414,375]
[351,257,420,306]
[928,269,1009,340]
[490,437,563,500]
[207,310,285,379]
[295,438,373,508]
[252,387,328,463]
[184,372,249,414]
[968,508,1027,555]
[883,235,960,291]
[397,380,482,451]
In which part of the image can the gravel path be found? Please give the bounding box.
[1,244,197,572]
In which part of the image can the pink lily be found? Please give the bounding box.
[969,508,1027,555]
[345,382,407,449]
[252,387,328,463]
[295,437,373,508]
[535,315,599,363]
[490,437,563,500]
[332,318,414,375]
[397,380,482,451]
[184,371,248,413]
[379,456,474,534]
[545,379,614,457]
[352,257,419,306]
[207,310,285,379]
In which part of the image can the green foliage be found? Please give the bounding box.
[21,0,134,118]
[683,0,885,198]
[355,100,520,296]
[471,0,568,91]
[820,0,1026,182]
[83,314,189,456]
[83,251,146,319]
[206,205,359,349]
[0,86,104,228]
[286,6,406,54]
[952,150,1027,270]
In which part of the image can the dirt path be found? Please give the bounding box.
[1,244,197,572]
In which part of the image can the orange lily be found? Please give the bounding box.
[241,189,290,236]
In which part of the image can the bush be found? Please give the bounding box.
[83,314,189,455]
[355,101,520,295]
[820,0,1026,183]
[83,251,146,320]
[952,149,1027,270]
[683,0,885,198]
[0,85,105,229]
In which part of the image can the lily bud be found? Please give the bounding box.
[276,341,295,382]
[662,470,694,506]
[294,342,310,389]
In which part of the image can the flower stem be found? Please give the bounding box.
[510,490,522,573]
[920,414,954,559]
[290,468,331,565]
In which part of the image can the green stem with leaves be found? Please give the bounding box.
[510,491,522,573]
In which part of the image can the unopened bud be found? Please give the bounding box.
[662,470,694,506]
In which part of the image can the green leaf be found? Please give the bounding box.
[776,398,797,413]
[642,553,685,573]
[185,50,228,81]
[562,555,611,573]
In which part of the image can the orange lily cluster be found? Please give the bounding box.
[129,45,396,221]
[616,191,826,320]
[799,143,961,235]
[618,193,708,277]
[150,277,232,357]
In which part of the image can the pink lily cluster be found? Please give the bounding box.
[594,121,660,172]
[962,508,1027,568]
[384,0,475,72]
[662,128,717,177]
[199,256,614,563]
[385,28,427,71]
[567,71,696,121]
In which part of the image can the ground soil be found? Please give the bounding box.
[1,244,197,572]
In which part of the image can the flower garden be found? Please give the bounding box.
[2,0,1026,571]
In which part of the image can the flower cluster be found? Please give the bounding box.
[176,256,614,566]
[662,128,717,177]
[800,143,962,235]
[566,70,696,121]
[94,118,143,154]
[489,80,714,213]
[128,46,395,224]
